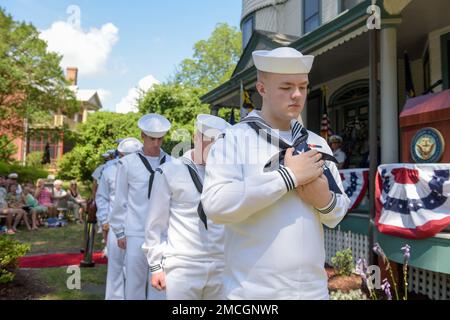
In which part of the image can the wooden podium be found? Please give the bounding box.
[400,89,450,163]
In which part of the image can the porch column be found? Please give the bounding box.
[82,107,88,123]
[380,26,399,163]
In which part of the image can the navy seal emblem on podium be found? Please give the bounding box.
[411,127,445,163]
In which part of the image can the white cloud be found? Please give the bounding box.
[40,21,119,76]
[116,75,160,114]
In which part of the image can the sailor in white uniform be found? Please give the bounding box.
[96,137,143,300]
[91,153,111,184]
[201,47,351,300]
[142,114,230,300]
[94,151,120,238]
[329,135,346,170]
[110,114,171,300]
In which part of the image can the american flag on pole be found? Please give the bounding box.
[320,86,333,141]
[375,164,450,239]
[320,113,333,141]
[340,169,369,211]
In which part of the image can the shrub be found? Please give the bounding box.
[331,248,354,276]
[0,236,30,284]
[0,161,48,183]
[25,151,45,169]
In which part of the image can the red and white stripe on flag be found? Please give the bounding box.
[320,113,332,140]
[375,163,450,239]
[339,169,369,211]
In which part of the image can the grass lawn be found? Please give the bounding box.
[36,265,107,300]
[12,223,103,255]
[4,222,107,300]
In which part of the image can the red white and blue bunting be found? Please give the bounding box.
[375,163,450,239]
[339,168,369,211]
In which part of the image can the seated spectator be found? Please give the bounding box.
[0,176,7,190]
[22,185,46,230]
[35,178,57,218]
[5,184,31,232]
[53,180,69,218]
[329,135,347,170]
[0,178,15,234]
[46,175,55,190]
[67,180,85,224]
[7,173,23,196]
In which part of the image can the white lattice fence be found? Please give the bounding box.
[324,227,369,265]
[409,266,450,300]
[324,228,450,300]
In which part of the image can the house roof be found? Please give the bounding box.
[232,30,299,77]
[69,86,102,110]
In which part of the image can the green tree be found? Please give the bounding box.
[218,107,240,124]
[0,7,79,148]
[58,112,142,181]
[0,135,17,162]
[172,23,241,94]
[138,83,210,152]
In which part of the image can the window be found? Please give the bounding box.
[340,0,364,12]
[74,113,83,123]
[242,16,254,49]
[27,130,61,162]
[441,32,450,90]
[304,0,320,34]
[329,80,378,168]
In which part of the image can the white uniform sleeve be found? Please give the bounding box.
[91,165,103,182]
[316,149,351,229]
[95,171,110,226]
[142,170,170,274]
[335,150,346,164]
[201,132,298,224]
[110,160,128,239]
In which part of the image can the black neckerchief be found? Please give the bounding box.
[181,156,208,229]
[240,115,342,194]
[137,152,167,199]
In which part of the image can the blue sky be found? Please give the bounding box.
[2,0,242,112]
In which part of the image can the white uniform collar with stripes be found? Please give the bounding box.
[243,110,306,146]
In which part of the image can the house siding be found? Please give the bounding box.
[253,1,302,37]
[321,0,339,25]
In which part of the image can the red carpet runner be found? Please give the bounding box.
[19,252,107,268]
